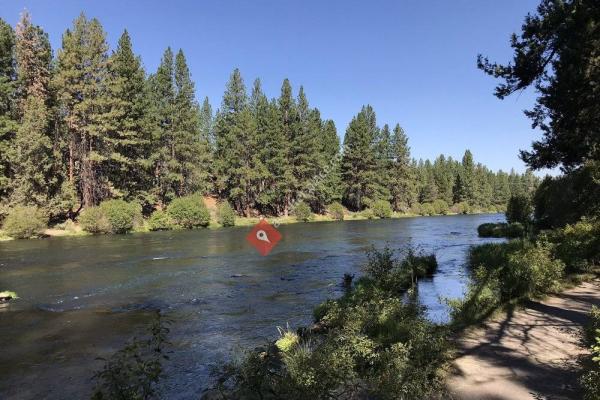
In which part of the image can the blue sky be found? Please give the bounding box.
[1,0,543,173]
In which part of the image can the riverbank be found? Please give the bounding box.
[0,210,500,241]
[447,278,600,400]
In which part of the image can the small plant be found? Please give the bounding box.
[432,199,449,215]
[275,327,300,353]
[79,207,112,234]
[217,202,236,227]
[99,200,141,234]
[0,291,18,300]
[92,312,171,400]
[371,199,392,218]
[147,210,174,231]
[293,201,312,222]
[419,202,435,216]
[167,194,210,228]
[2,206,47,239]
[361,208,375,219]
[327,202,344,221]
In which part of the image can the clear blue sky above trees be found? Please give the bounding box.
[1,0,542,173]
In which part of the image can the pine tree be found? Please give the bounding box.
[374,123,392,201]
[341,105,382,210]
[102,30,151,202]
[172,49,211,196]
[147,47,176,205]
[389,124,415,211]
[214,69,256,215]
[0,18,16,201]
[9,12,56,208]
[199,96,214,149]
[312,119,342,212]
[54,14,111,207]
[277,78,296,215]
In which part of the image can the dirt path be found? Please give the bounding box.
[447,279,600,400]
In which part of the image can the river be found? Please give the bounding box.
[0,213,504,399]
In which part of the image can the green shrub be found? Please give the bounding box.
[217,202,236,227]
[147,210,174,231]
[361,208,375,219]
[506,195,532,225]
[167,195,210,228]
[99,200,141,234]
[212,248,447,399]
[79,207,112,234]
[545,219,600,273]
[2,206,47,239]
[371,199,392,218]
[502,244,564,301]
[419,203,435,216]
[468,241,525,270]
[477,222,525,238]
[403,249,438,277]
[293,201,312,222]
[581,306,600,400]
[92,312,170,400]
[327,202,344,221]
[432,199,449,215]
[451,201,470,214]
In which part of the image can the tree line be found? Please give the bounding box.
[0,12,535,223]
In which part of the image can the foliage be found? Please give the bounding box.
[477,222,525,238]
[581,307,600,400]
[533,162,600,229]
[451,201,470,215]
[371,199,392,219]
[217,202,236,227]
[79,207,112,234]
[2,205,47,238]
[478,0,600,171]
[361,208,375,220]
[293,201,312,222]
[505,195,532,225]
[0,13,539,232]
[210,248,447,399]
[419,203,435,216]
[98,200,141,234]
[167,195,210,228]
[92,312,170,400]
[147,210,174,231]
[327,202,344,221]
[0,290,18,299]
[543,219,600,273]
[452,240,565,326]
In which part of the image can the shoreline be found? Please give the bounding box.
[0,211,502,241]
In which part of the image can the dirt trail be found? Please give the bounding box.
[447,279,600,400]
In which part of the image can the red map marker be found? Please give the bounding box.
[246,219,281,256]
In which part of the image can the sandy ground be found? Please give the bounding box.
[447,279,600,400]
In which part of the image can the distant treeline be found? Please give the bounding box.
[0,12,536,221]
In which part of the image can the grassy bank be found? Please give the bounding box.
[0,208,501,241]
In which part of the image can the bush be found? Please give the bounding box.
[451,201,470,214]
[372,199,392,218]
[432,199,449,215]
[92,312,170,400]
[361,208,375,219]
[293,201,312,222]
[506,195,532,225]
[2,206,47,239]
[217,202,236,227]
[581,306,600,400]
[477,222,525,238]
[327,202,344,221]
[211,248,447,399]
[545,219,600,273]
[79,207,112,234]
[99,200,141,234]
[147,210,174,231]
[167,195,210,228]
[419,203,435,216]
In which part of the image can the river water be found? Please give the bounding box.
[0,213,504,399]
